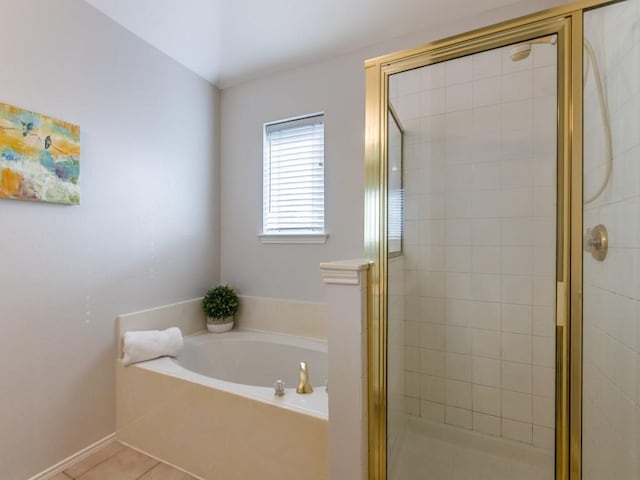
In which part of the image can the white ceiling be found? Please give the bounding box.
[83,0,524,88]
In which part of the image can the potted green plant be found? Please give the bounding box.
[202,285,239,333]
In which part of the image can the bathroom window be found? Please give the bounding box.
[260,113,327,244]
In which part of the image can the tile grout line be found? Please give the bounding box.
[67,442,125,479]
[136,459,161,480]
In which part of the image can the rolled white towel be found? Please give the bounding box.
[122,327,183,366]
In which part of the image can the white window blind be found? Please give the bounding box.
[263,114,325,235]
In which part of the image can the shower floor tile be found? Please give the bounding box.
[389,418,554,480]
[58,442,197,480]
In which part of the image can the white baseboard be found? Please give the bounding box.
[27,433,117,480]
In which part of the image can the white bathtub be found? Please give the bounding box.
[116,329,329,480]
[174,330,328,414]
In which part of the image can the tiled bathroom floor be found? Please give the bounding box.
[50,441,197,480]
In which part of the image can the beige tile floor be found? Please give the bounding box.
[50,441,196,480]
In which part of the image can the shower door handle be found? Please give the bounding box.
[556,281,567,327]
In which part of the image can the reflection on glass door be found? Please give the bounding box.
[582,1,640,478]
[387,38,558,480]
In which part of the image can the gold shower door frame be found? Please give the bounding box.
[363,1,625,479]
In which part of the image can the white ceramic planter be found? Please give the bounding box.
[207,317,234,333]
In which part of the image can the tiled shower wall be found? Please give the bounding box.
[582,1,640,478]
[389,42,557,448]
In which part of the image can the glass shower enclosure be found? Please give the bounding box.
[365,0,640,479]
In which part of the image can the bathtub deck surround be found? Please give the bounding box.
[116,301,328,480]
[320,259,370,480]
[234,295,328,339]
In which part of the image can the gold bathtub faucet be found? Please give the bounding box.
[296,361,314,394]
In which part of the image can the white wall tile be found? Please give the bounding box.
[421,375,445,403]
[533,41,557,68]
[446,56,473,85]
[503,70,533,103]
[502,332,533,363]
[473,412,501,436]
[445,299,470,326]
[533,336,556,368]
[472,329,501,359]
[532,425,554,450]
[405,372,420,398]
[468,301,501,331]
[533,305,555,337]
[421,88,447,116]
[472,162,501,190]
[421,271,445,297]
[405,346,420,372]
[472,190,502,218]
[501,275,533,305]
[472,247,501,274]
[420,297,445,324]
[396,69,421,96]
[502,361,533,394]
[446,406,472,429]
[445,272,471,299]
[501,188,533,217]
[502,390,533,423]
[421,400,445,422]
[472,219,501,246]
[473,48,502,80]
[473,105,501,134]
[446,83,473,112]
[446,326,472,354]
[473,77,502,107]
[502,99,533,132]
[424,245,446,272]
[502,128,534,161]
[502,303,533,334]
[502,159,534,189]
[446,352,472,381]
[533,246,555,277]
[405,321,421,346]
[472,131,502,163]
[421,349,445,377]
[502,418,533,443]
[502,246,533,275]
[445,191,473,218]
[534,65,556,98]
[421,323,445,350]
[471,273,501,302]
[533,395,555,428]
[405,397,420,416]
[473,384,501,416]
[394,93,421,120]
[445,219,472,245]
[446,379,472,409]
[421,62,446,90]
[533,276,555,307]
[446,246,472,272]
[473,356,501,387]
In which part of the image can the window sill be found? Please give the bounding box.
[258,233,329,244]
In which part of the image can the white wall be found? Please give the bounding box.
[220,0,567,302]
[582,1,640,478]
[0,1,220,478]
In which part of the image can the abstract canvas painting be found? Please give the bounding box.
[0,102,80,205]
